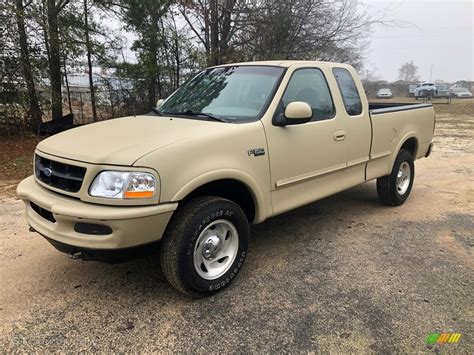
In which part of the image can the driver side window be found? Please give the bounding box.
[282,68,335,121]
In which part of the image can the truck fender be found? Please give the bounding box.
[390,132,418,168]
[171,169,267,223]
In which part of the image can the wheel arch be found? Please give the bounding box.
[391,134,418,167]
[171,170,266,223]
[400,136,418,157]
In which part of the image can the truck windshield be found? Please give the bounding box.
[158,66,285,122]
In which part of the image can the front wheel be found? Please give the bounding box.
[160,196,250,297]
[377,149,415,206]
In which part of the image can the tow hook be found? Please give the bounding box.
[69,251,83,260]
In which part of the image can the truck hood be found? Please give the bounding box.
[37,115,224,166]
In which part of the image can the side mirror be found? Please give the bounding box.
[273,101,312,126]
[156,98,164,107]
[285,101,312,120]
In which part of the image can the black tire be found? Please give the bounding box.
[377,149,415,206]
[160,196,250,297]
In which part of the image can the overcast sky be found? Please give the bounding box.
[362,0,473,82]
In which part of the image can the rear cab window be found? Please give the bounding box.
[333,68,363,116]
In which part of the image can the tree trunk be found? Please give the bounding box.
[41,0,51,63]
[15,0,43,132]
[148,48,158,109]
[159,18,173,90]
[209,0,219,66]
[62,50,72,114]
[174,34,180,88]
[157,72,162,100]
[219,0,236,64]
[147,13,160,109]
[83,0,97,122]
[47,0,63,120]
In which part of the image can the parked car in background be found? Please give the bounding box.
[451,87,473,98]
[408,84,417,97]
[433,84,451,98]
[377,88,393,98]
[415,82,436,98]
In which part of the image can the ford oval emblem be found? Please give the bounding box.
[44,168,53,177]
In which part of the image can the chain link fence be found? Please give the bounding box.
[0,86,150,137]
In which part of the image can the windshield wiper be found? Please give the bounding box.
[163,110,228,122]
[189,111,228,122]
[151,107,163,115]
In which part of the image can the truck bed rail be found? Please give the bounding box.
[369,103,432,115]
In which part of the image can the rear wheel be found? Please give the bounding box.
[377,149,415,206]
[160,196,249,297]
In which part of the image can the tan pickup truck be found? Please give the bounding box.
[17,61,435,296]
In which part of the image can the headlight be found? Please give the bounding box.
[89,171,157,199]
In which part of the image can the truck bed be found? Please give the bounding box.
[365,102,435,182]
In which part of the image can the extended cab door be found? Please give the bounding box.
[262,64,348,216]
[331,66,372,188]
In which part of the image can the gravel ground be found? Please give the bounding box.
[1,106,473,352]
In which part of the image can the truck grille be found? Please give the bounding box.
[35,155,86,193]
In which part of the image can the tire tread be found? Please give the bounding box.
[377,149,414,206]
[160,196,239,297]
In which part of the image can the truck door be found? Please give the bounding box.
[332,67,372,189]
[262,66,348,216]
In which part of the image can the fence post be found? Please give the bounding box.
[79,92,84,124]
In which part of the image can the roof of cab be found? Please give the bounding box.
[210,60,352,69]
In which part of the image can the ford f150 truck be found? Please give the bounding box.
[17,61,435,297]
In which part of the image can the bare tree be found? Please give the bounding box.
[46,0,69,120]
[398,61,419,82]
[244,0,380,68]
[178,0,252,66]
[158,10,202,91]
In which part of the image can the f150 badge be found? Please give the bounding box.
[248,148,265,157]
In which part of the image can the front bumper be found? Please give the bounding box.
[17,176,177,250]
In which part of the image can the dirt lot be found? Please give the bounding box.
[1,99,473,352]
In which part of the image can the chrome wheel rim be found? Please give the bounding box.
[193,219,239,280]
[396,162,411,195]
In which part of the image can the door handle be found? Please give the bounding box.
[334,130,346,141]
